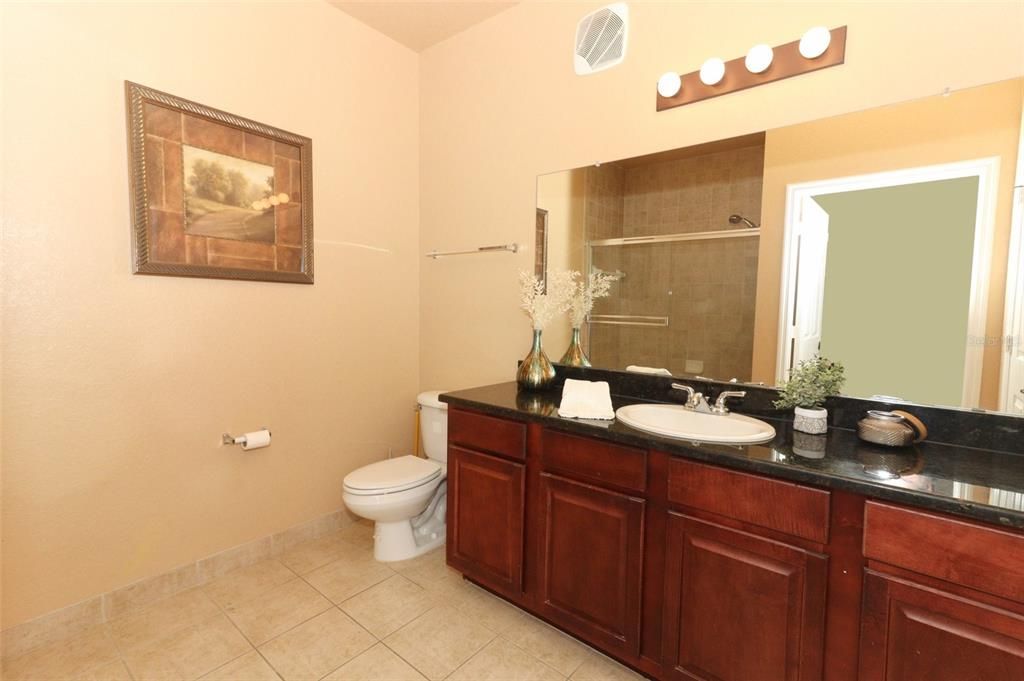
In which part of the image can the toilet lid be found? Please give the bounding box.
[417,390,448,410]
[343,455,442,494]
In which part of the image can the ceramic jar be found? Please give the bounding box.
[793,406,828,434]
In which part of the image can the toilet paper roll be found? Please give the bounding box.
[241,429,271,450]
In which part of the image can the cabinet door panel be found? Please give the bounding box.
[663,514,827,681]
[447,446,525,598]
[860,570,1024,681]
[537,473,645,655]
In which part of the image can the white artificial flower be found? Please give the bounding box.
[519,270,575,330]
[567,269,622,328]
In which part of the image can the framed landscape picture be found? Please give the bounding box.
[125,81,313,283]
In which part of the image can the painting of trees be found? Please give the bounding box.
[182,145,276,242]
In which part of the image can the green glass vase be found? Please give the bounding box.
[558,327,591,367]
[516,329,556,391]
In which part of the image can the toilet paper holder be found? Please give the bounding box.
[222,428,271,447]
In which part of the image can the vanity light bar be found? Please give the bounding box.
[656,26,847,112]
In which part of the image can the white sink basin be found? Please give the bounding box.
[616,404,776,444]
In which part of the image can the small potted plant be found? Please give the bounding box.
[774,357,846,434]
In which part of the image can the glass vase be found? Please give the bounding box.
[559,327,591,367]
[516,329,556,391]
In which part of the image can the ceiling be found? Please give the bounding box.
[328,1,519,52]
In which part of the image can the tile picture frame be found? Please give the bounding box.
[535,207,548,289]
[125,81,314,283]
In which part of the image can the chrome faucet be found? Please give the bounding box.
[712,390,747,415]
[671,383,712,413]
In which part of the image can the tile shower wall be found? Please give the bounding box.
[584,164,625,240]
[588,144,764,380]
[584,164,625,367]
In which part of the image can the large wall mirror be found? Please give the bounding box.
[537,77,1024,416]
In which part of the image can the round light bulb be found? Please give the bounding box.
[745,44,774,74]
[799,26,831,59]
[657,71,682,98]
[699,57,725,86]
[269,195,281,206]
[251,200,262,210]
[277,192,290,203]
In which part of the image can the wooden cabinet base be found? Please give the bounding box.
[447,445,525,600]
[662,514,827,681]
[535,473,645,657]
[860,570,1024,680]
[445,408,1024,681]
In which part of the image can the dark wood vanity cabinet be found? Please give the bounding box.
[661,514,828,681]
[446,411,527,601]
[858,502,1024,680]
[534,431,648,657]
[859,571,1024,681]
[445,406,1024,680]
[662,460,830,681]
[447,445,525,598]
[535,473,645,655]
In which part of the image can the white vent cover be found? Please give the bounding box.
[574,3,628,75]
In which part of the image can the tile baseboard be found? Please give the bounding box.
[1,507,358,661]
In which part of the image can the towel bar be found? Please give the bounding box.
[425,243,520,259]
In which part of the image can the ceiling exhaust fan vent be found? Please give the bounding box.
[574,3,628,75]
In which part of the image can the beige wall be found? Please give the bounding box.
[536,168,586,355]
[752,77,1023,410]
[1,2,419,628]
[419,1,1024,392]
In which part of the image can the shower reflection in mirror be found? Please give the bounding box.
[536,76,1024,415]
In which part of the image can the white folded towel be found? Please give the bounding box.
[558,379,615,420]
[626,365,672,376]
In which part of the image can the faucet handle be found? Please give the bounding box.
[713,390,746,414]
[671,383,694,399]
[671,383,703,410]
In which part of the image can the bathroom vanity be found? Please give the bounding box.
[441,381,1024,681]
[435,70,1024,681]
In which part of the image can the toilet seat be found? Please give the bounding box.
[343,455,442,496]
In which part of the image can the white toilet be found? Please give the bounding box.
[342,391,448,562]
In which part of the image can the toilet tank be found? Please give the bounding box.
[417,391,448,463]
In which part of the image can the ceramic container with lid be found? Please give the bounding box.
[857,410,927,447]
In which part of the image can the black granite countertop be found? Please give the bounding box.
[440,382,1024,530]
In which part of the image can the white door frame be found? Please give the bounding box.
[999,101,1024,412]
[777,157,1001,408]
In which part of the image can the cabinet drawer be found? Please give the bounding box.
[448,408,526,461]
[864,501,1024,603]
[541,429,646,493]
[667,458,830,544]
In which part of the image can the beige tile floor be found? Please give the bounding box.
[2,521,647,681]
